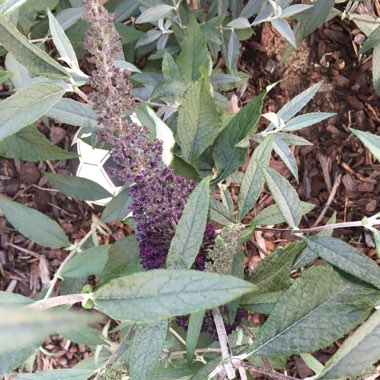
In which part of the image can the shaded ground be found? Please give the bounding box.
[1,8,380,379]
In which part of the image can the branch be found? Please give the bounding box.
[26,294,86,311]
[44,224,98,299]
[255,219,380,234]
[212,308,236,379]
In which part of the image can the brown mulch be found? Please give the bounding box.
[1,11,380,380]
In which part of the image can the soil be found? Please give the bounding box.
[1,4,380,379]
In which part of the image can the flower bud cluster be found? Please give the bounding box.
[83,0,134,137]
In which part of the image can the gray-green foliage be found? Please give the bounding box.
[251,265,380,356]
[93,269,255,323]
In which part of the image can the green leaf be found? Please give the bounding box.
[254,201,314,226]
[94,269,255,323]
[162,52,180,82]
[241,291,283,314]
[166,177,210,269]
[293,212,335,269]
[1,344,39,378]
[177,74,222,163]
[129,321,168,380]
[135,4,174,24]
[270,82,322,129]
[153,366,196,379]
[293,0,335,42]
[225,30,240,74]
[48,9,80,72]
[373,228,380,258]
[0,14,69,79]
[360,26,380,54]
[251,265,380,356]
[170,155,201,181]
[186,310,205,362]
[0,82,67,141]
[259,165,302,228]
[101,187,131,223]
[273,136,299,182]
[15,369,95,380]
[0,196,70,248]
[303,236,380,289]
[274,132,312,146]
[115,23,143,45]
[238,135,274,220]
[350,128,380,162]
[284,112,335,131]
[176,16,211,83]
[299,353,324,376]
[44,172,111,201]
[213,89,267,182]
[373,46,380,95]
[0,291,34,307]
[100,235,141,286]
[317,309,380,379]
[209,197,235,225]
[248,240,305,292]
[63,326,105,346]
[46,98,99,130]
[0,0,29,14]
[61,246,109,278]
[0,308,97,355]
[0,125,77,161]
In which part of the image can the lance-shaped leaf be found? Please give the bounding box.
[186,310,206,362]
[238,135,273,220]
[48,10,80,72]
[303,236,380,289]
[46,98,99,130]
[0,125,77,161]
[93,269,254,323]
[273,136,299,182]
[293,212,335,269]
[0,15,69,79]
[251,265,380,356]
[176,16,211,83]
[248,240,305,292]
[268,82,322,130]
[0,82,67,141]
[0,196,70,248]
[101,187,131,223]
[166,177,210,269]
[259,165,302,228]
[44,172,111,201]
[177,73,221,163]
[284,112,335,132]
[135,4,174,24]
[129,320,168,380]
[0,308,97,354]
[61,246,109,278]
[359,26,380,54]
[293,0,335,43]
[254,201,314,226]
[213,89,267,182]
[317,309,380,379]
[350,128,380,162]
